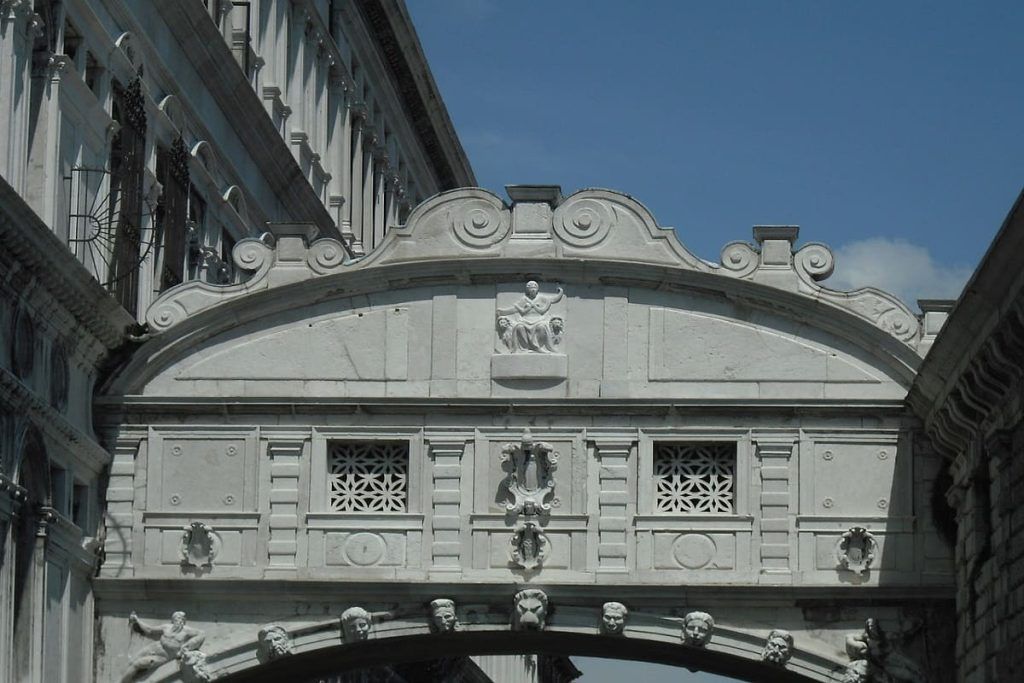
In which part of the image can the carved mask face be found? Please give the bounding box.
[601,604,627,634]
[684,617,712,646]
[263,629,291,657]
[763,633,792,664]
[343,616,371,642]
[514,594,547,630]
[432,606,457,633]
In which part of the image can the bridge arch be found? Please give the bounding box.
[138,611,842,683]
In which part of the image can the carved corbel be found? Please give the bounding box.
[256,624,293,663]
[512,589,548,631]
[762,629,794,666]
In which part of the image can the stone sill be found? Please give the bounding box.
[305,512,424,530]
[634,514,755,532]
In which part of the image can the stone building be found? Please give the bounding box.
[1,0,470,680]
[0,2,1021,683]
[907,190,1024,682]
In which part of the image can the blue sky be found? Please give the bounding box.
[403,2,1023,680]
[407,0,1024,312]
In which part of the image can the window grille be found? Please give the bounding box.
[156,136,190,291]
[327,442,409,512]
[653,443,736,513]
[108,77,147,315]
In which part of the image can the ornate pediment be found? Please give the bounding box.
[144,186,920,352]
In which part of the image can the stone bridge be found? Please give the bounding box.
[96,186,954,682]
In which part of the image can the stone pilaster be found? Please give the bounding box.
[756,440,795,578]
[594,440,634,572]
[101,429,144,575]
[267,440,304,570]
[426,436,467,571]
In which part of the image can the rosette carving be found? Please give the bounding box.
[449,196,510,249]
[307,238,347,274]
[795,242,835,281]
[719,241,759,278]
[553,197,613,247]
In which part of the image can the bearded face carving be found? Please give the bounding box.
[257,624,293,663]
[762,629,794,665]
[512,589,549,631]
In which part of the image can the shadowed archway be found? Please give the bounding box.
[217,631,826,683]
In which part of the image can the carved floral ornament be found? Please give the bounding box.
[144,188,921,354]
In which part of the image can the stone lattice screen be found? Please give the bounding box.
[653,443,736,513]
[327,441,410,512]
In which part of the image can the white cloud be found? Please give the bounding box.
[826,238,973,309]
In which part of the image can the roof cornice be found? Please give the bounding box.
[0,177,134,352]
[354,0,475,189]
[907,187,1024,462]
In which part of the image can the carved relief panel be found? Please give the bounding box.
[635,430,753,578]
[142,428,259,572]
[798,432,914,580]
[306,428,426,574]
[470,429,587,575]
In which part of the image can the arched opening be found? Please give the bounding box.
[216,632,822,683]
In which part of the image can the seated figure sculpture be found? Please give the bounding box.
[121,611,205,682]
[496,281,564,354]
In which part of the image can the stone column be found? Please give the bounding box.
[39,54,70,231]
[326,74,343,219]
[267,440,304,572]
[426,436,468,571]
[593,439,634,572]
[0,4,40,194]
[372,159,386,248]
[339,95,353,239]
[360,135,375,250]
[286,4,305,147]
[348,115,364,255]
[385,174,398,231]
[0,473,26,678]
[101,429,145,575]
[755,440,795,579]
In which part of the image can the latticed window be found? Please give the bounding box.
[327,442,409,512]
[653,443,736,513]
